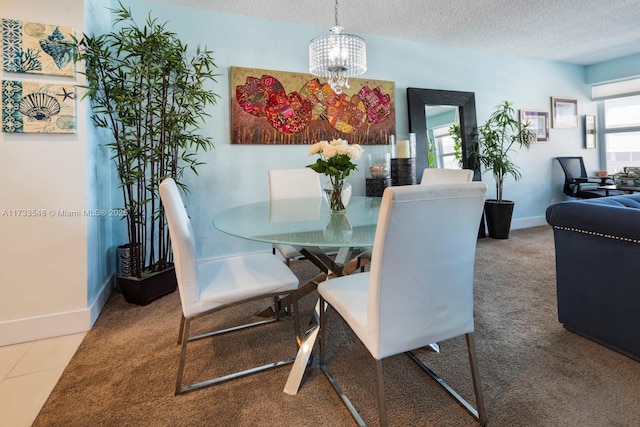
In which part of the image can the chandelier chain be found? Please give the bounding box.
[334,0,339,27]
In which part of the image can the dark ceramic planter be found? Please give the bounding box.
[484,199,514,239]
[119,267,177,306]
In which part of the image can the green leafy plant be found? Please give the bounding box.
[449,123,463,167]
[75,2,219,277]
[476,101,536,201]
[426,138,436,168]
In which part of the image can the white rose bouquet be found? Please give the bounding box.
[307,138,363,211]
[307,138,363,180]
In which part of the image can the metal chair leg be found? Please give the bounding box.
[375,359,388,427]
[317,301,366,426]
[292,291,301,346]
[175,317,191,395]
[177,314,185,345]
[318,296,327,363]
[407,335,487,425]
[466,333,488,426]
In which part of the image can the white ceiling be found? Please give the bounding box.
[147,0,640,65]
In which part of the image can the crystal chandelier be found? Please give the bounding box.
[309,0,367,94]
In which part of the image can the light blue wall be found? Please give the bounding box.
[85,0,115,308]
[586,53,640,85]
[97,1,600,258]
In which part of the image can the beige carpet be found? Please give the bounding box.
[34,226,640,426]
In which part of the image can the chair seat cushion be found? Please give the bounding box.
[197,253,299,311]
[318,273,370,347]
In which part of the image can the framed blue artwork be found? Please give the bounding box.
[2,18,75,77]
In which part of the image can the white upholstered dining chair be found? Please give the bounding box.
[356,167,474,273]
[159,178,300,395]
[318,183,488,426]
[268,168,323,265]
[420,167,474,184]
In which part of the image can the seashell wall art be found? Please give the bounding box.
[2,80,75,133]
[1,18,75,77]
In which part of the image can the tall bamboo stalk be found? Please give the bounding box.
[74,1,219,277]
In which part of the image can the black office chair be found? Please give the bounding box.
[556,157,623,198]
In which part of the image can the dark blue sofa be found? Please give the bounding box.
[546,194,640,361]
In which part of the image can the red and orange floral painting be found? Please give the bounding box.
[231,66,395,145]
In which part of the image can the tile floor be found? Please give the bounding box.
[0,332,86,427]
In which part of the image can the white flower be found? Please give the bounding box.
[329,138,349,147]
[347,144,364,160]
[334,142,351,156]
[308,141,325,155]
[322,144,338,158]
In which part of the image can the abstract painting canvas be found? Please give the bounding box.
[231,66,395,145]
[2,18,75,77]
[2,80,76,133]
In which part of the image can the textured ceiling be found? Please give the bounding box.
[144,0,640,65]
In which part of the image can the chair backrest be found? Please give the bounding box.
[556,157,588,195]
[268,168,322,200]
[159,178,200,316]
[420,168,474,185]
[366,183,487,359]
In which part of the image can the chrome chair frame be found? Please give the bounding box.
[318,299,487,426]
[176,293,300,395]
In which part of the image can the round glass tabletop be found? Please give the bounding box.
[213,196,381,248]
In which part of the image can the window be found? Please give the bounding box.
[602,95,640,173]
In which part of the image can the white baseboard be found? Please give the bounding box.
[0,275,114,347]
[0,308,90,347]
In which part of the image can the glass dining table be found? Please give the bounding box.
[213,196,381,395]
[214,196,380,277]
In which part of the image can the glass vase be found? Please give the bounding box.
[323,178,352,212]
[323,211,353,242]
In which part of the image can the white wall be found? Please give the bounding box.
[0,0,94,345]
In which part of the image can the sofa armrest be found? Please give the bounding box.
[546,198,640,242]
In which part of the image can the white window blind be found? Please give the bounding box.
[592,78,640,100]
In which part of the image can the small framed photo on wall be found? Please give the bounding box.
[551,97,578,129]
[585,115,596,149]
[520,110,549,142]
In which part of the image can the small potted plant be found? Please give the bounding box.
[475,100,536,239]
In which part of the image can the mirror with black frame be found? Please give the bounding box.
[407,88,481,183]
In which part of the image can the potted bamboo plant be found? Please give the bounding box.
[75,2,219,304]
[476,100,535,239]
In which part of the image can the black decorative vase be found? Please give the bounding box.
[484,199,514,239]
[390,158,416,186]
[119,267,177,306]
